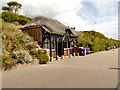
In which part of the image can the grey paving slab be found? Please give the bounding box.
[2,49,118,88]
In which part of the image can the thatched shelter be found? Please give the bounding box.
[20,16,80,61]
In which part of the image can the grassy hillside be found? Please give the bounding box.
[0,20,49,71]
[2,12,32,25]
[1,12,119,54]
[78,31,120,52]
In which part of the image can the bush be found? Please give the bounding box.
[13,50,33,64]
[1,45,9,55]
[2,12,31,25]
[25,42,41,50]
[77,31,120,53]
[2,55,17,71]
[1,20,51,71]
[36,54,49,64]
[30,48,42,55]
[19,36,31,44]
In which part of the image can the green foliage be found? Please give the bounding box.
[2,1,22,13]
[30,48,42,55]
[78,30,120,53]
[36,54,49,64]
[13,50,33,64]
[2,6,13,12]
[1,21,49,71]
[2,12,31,25]
[2,55,17,71]
[25,42,40,50]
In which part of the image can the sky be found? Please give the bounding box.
[1,0,119,40]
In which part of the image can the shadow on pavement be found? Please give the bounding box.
[109,67,120,70]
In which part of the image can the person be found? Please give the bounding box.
[105,45,110,51]
[107,45,109,50]
[113,45,116,51]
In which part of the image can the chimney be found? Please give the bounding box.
[68,26,69,29]
[73,27,75,30]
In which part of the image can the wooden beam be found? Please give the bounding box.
[76,39,79,56]
[55,39,58,60]
[61,39,64,59]
[49,34,52,61]
[76,39,78,53]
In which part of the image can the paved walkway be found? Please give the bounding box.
[2,49,118,88]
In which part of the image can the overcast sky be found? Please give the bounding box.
[1,0,119,40]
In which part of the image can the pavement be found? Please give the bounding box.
[2,49,118,88]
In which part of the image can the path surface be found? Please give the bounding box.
[2,49,118,88]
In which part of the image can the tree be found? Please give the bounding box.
[2,6,13,12]
[7,1,22,13]
[2,12,32,25]
[2,1,22,13]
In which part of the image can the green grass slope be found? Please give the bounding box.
[78,30,120,52]
[1,12,119,53]
[2,12,32,25]
[0,20,49,71]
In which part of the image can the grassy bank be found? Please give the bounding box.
[78,31,120,53]
[1,20,49,71]
[2,12,31,25]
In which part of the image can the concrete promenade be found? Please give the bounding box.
[2,49,118,88]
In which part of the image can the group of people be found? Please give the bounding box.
[113,45,116,51]
[105,45,116,51]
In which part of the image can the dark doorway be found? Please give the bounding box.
[58,41,62,57]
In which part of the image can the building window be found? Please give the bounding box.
[64,41,67,48]
[52,40,55,49]
[43,38,50,49]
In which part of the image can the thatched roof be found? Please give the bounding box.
[21,16,80,36]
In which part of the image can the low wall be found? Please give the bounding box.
[64,49,70,56]
[44,49,56,58]
[44,48,78,58]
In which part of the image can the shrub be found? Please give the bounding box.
[13,50,33,64]
[2,55,17,71]
[1,45,9,56]
[19,36,31,44]
[2,12,31,25]
[77,31,120,53]
[25,42,41,50]
[36,53,49,64]
[30,48,42,55]
[24,52,33,63]
[1,20,50,71]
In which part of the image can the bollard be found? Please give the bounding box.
[69,54,72,58]
[73,53,76,57]
[61,55,64,59]
[50,57,53,62]
[56,55,59,60]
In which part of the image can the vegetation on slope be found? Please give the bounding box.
[78,31,120,52]
[2,1,22,13]
[2,12,31,25]
[1,1,31,25]
[0,20,49,71]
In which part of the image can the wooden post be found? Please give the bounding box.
[56,39,59,60]
[69,40,72,58]
[73,41,75,56]
[61,40,64,59]
[49,34,53,61]
[67,40,68,56]
[63,40,64,56]
[42,30,44,48]
[76,40,79,56]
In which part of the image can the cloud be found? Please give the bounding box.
[92,2,118,39]
[18,0,82,18]
[0,0,118,40]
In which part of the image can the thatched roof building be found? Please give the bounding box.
[21,16,79,36]
[21,16,80,61]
